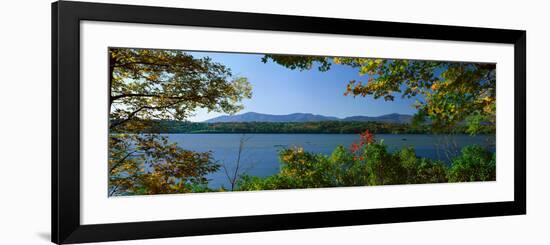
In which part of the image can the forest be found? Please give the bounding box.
[116,119,495,135]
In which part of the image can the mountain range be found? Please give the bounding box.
[204,112,413,124]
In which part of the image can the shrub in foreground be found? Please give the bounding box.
[237,135,493,191]
[447,145,496,182]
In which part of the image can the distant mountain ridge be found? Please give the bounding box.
[204,112,413,124]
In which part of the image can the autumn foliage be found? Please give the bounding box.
[108,48,252,196]
[263,55,496,134]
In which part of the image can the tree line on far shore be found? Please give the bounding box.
[115,119,495,135]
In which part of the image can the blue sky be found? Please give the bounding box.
[187,51,419,122]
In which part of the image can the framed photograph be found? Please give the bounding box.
[52,1,526,244]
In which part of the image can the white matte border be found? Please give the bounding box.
[81,21,514,225]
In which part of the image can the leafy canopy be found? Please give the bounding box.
[108,134,218,196]
[109,48,252,131]
[108,48,252,196]
[262,55,496,134]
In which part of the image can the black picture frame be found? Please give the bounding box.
[52,1,526,244]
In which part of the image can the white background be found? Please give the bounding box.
[0,0,547,244]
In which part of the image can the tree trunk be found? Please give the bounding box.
[108,53,115,114]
